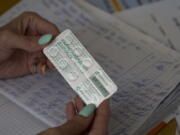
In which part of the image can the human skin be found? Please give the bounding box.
[38,97,110,135]
[0,12,110,135]
[0,12,59,78]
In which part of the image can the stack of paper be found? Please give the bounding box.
[1,0,180,135]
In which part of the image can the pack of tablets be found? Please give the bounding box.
[43,29,117,107]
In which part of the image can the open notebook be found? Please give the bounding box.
[115,0,180,51]
[1,0,180,135]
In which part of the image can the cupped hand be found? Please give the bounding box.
[0,12,59,78]
[38,97,110,135]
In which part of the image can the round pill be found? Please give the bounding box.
[74,48,82,56]
[67,72,78,81]
[58,59,68,69]
[49,47,58,57]
[83,59,92,67]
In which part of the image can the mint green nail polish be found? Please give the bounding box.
[38,34,53,45]
[79,104,96,117]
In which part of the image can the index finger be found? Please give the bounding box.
[5,12,60,36]
[22,12,60,36]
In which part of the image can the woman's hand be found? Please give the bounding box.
[0,12,59,78]
[38,97,110,135]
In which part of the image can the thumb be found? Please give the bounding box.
[56,104,96,135]
[1,30,46,52]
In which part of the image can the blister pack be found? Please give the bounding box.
[43,29,117,106]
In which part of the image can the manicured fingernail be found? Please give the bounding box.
[79,104,96,117]
[38,34,53,45]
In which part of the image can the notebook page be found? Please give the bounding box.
[115,0,180,52]
[75,2,180,133]
[74,2,180,134]
[0,92,9,106]
[134,84,180,135]
[0,93,46,135]
[76,1,180,134]
[1,0,180,135]
[0,94,48,135]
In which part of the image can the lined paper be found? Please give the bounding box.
[1,0,180,135]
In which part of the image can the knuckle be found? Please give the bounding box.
[0,30,12,43]
[28,38,37,49]
[21,11,40,18]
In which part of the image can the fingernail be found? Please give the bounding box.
[41,64,47,74]
[79,104,96,117]
[38,34,53,45]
